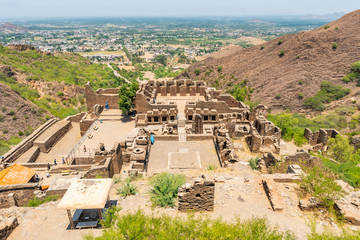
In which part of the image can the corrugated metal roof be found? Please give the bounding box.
[0,164,36,185]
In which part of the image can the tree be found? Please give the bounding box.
[118,82,139,114]
[328,135,353,162]
[154,55,167,66]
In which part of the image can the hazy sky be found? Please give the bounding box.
[0,0,359,19]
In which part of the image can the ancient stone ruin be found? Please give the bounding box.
[178,176,215,212]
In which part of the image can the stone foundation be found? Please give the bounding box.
[178,176,215,211]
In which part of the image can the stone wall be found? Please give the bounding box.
[304,128,339,151]
[85,82,119,110]
[0,184,38,209]
[83,158,113,178]
[2,118,58,163]
[178,176,215,211]
[0,217,18,240]
[33,120,72,153]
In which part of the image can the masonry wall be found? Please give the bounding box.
[33,120,72,153]
[2,118,58,163]
[85,83,119,110]
[178,177,215,211]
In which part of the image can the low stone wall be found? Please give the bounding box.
[34,120,72,153]
[154,135,179,141]
[0,217,18,240]
[262,179,283,211]
[186,134,213,141]
[178,176,215,212]
[83,158,113,178]
[0,183,39,209]
[2,118,58,163]
[25,147,40,163]
[64,112,86,122]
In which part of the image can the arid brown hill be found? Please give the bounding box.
[178,10,360,111]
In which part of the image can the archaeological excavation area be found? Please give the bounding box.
[1,79,360,239]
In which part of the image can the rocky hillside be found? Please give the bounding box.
[0,45,124,148]
[178,10,360,111]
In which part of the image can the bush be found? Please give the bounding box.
[57,91,64,97]
[26,195,59,207]
[100,206,121,228]
[328,135,353,162]
[117,178,137,198]
[304,81,350,111]
[324,25,330,29]
[207,164,218,170]
[194,69,201,76]
[217,66,223,72]
[278,40,283,45]
[3,129,8,134]
[18,131,24,136]
[298,80,304,85]
[260,45,265,50]
[1,107,6,112]
[228,81,249,102]
[8,110,14,115]
[332,43,338,49]
[279,50,285,57]
[249,157,260,170]
[12,115,17,120]
[149,172,186,207]
[0,114,3,121]
[275,94,281,100]
[84,210,295,240]
[298,92,304,100]
[300,167,343,210]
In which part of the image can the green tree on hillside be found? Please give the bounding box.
[118,82,139,114]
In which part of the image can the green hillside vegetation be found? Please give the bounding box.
[0,45,124,89]
[268,110,348,146]
[0,73,85,119]
[342,61,360,85]
[304,81,350,111]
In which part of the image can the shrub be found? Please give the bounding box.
[18,131,24,136]
[26,195,59,207]
[207,164,218,170]
[298,92,304,100]
[278,40,283,45]
[8,110,14,115]
[57,91,64,97]
[100,206,121,228]
[3,129,8,134]
[327,135,353,162]
[1,107,6,112]
[217,66,223,72]
[296,55,300,59]
[0,114,3,121]
[332,43,338,49]
[117,178,137,198]
[12,115,17,120]
[335,26,339,31]
[324,25,330,29]
[275,94,281,100]
[84,210,295,240]
[149,172,186,207]
[194,69,201,76]
[298,80,304,85]
[279,50,285,57]
[304,81,350,111]
[249,157,260,170]
[300,167,343,209]
[260,45,265,50]
[228,81,249,102]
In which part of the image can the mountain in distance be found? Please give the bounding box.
[178,9,360,111]
[0,22,29,32]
